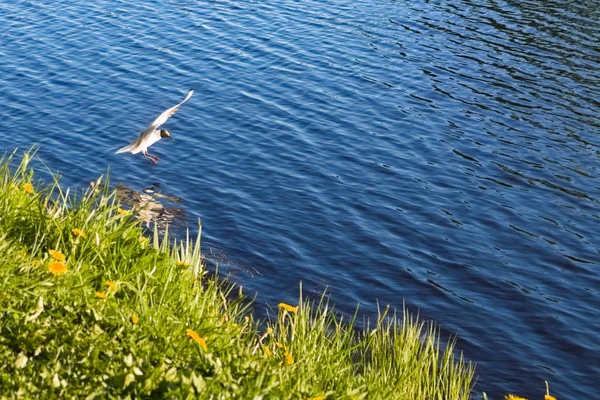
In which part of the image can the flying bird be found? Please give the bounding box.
[116,89,194,164]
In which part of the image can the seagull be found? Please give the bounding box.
[116,89,194,164]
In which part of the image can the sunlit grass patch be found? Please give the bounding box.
[0,150,476,399]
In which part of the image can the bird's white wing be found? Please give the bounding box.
[145,89,194,133]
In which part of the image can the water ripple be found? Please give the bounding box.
[1,0,599,398]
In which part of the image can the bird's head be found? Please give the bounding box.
[160,129,172,139]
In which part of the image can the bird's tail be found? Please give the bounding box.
[115,144,133,154]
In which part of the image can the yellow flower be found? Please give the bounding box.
[23,183,34,194]
[308,397,325,400]
[278,303,299,313]
[176,260,190,268]
[545,381,556,400]
[505,395,527,400]
[262,345,272,357]
[265,327,273,335]
[139,236,149,246]
[117,208,130,215]
[95,292,107,299]
[72,228,86,238]
[284,350,294,365]
[131,314,139,325]
[104,280,116,290]
[186,329,208,352]
[48,261,67,275]
[48,249,65,261]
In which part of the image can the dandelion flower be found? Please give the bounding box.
[262,345,272,357]
[72,228,86,238]
[104,280,116,290]
[186,329,208,352]
[48,249,65,261]
[95,292,107,299]
[48,261,67,276]
[278,303,299,313]
[545,381,556,400]
[117,208,130,215]
[23,183,34,194]
[186,329,201,341]
[284,350,294,365]
[505,395,527,400]
[131,314,139,325]
[176,260,190,267]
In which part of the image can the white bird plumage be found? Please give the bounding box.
[116,89,194,163]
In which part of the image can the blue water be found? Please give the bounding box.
[1,0,599,398]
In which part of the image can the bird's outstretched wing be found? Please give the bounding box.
[146,89,194,132]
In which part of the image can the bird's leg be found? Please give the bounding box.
[143,151,160,164]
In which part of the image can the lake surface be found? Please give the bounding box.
[1,0,599,397]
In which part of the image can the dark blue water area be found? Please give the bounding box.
[1,0,599,398]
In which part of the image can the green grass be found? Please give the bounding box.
[0,150,474,399]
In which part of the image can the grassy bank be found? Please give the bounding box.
[0,151,474,399]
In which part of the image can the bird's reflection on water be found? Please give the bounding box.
[114,182,185,231]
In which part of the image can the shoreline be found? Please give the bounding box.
[0,151,474,398]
